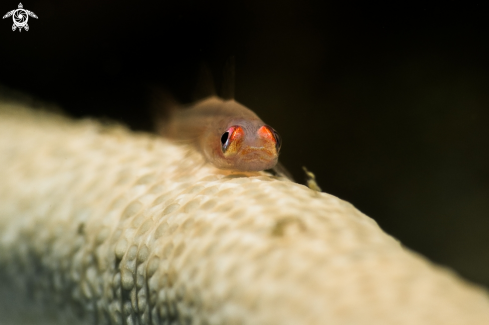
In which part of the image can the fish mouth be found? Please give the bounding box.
[235,146,278,171]
[240,146,276,160]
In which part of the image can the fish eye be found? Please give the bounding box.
[272,129,282,152]
[221,131,230,152]
[221,131,229,145]
[264,125,282,152]
[221,126,244,154]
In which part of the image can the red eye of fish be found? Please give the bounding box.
[273,129,282,151]
[220,131,229,146]
[258,125,282,152]
[221,126,244,153]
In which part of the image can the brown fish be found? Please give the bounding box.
[157,96,282,172]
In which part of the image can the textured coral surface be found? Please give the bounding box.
[0,102,488,325]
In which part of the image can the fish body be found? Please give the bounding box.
[158,96,281,172]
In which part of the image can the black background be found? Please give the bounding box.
[1,1,488,287]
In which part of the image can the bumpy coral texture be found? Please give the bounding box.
[0,102,488,325]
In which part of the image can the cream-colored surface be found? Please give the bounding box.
[0,102,488,325]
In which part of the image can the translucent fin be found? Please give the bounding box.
[191,63,216,101]
[270,161,295,182]
[148,85,180,135]
[221,56,235,100]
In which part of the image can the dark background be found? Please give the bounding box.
[1,1,488,287]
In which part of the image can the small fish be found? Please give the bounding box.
[156,96,282,172]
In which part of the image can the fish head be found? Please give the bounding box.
[215,121,281,171]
